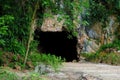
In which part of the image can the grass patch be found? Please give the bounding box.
[82,53,120,65]
[0,49,64,71]
[0,67,49,80]
[0,67,19,80]
[22,72,48,80]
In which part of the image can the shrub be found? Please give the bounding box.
[0,49,25,69]
[0,15,14,47]
[4,39,26,55]
[94,40,120,56]
[28,52,65,71]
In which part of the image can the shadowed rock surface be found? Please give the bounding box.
[35,31,78,61]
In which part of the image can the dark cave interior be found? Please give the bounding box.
[35,30,78,62]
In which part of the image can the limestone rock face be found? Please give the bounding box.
[41,15,64,32]
[77,15,119,53]
[40,14,119,55]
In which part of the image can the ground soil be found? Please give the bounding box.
[14,62,120,80]
[60,62,120,80]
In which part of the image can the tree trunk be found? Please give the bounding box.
[24,1,39,67]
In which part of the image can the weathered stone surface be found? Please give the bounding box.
[40,14,119,55]
[47,71,102,80]
[41,15,64,32]
[35,63,54,74]
[77,15,119,53]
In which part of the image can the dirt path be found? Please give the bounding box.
[60,62,120,80]
[13,62,120,80]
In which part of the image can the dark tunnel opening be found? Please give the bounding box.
[35,30,78,62]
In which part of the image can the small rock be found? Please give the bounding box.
[117,50,120,53]
[34,63,54,74]
[82,74,102,80]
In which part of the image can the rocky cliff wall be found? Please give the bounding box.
[77,15,119,54]
[39,14,119,60]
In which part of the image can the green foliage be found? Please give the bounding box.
[0,67,19,80]
[40,0,89,38]
[97,40,120,53]
[0,0,90,55]
[89,0,120,26]
[63,0,89,37]
[4,39,26,55]
[0,50,3,65]
[82,40,120,65]
[0,0,41,55]
[89,0,108,26]
[29,40,39,52]
[0,67,47,80]
[29,52,65,70]
[81,53,99,62]
[0,50,24,69]
[22,72,47,80]
[115,24,120,39]
[0,15,14,46]
[2,0,120,70]
[82,53,120,65]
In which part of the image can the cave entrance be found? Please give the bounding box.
[36,31,78,62]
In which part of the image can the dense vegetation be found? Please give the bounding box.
[81,0,120,65]
[0,0,120,72]
[82,39,120,65]
[0,0,66,70]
